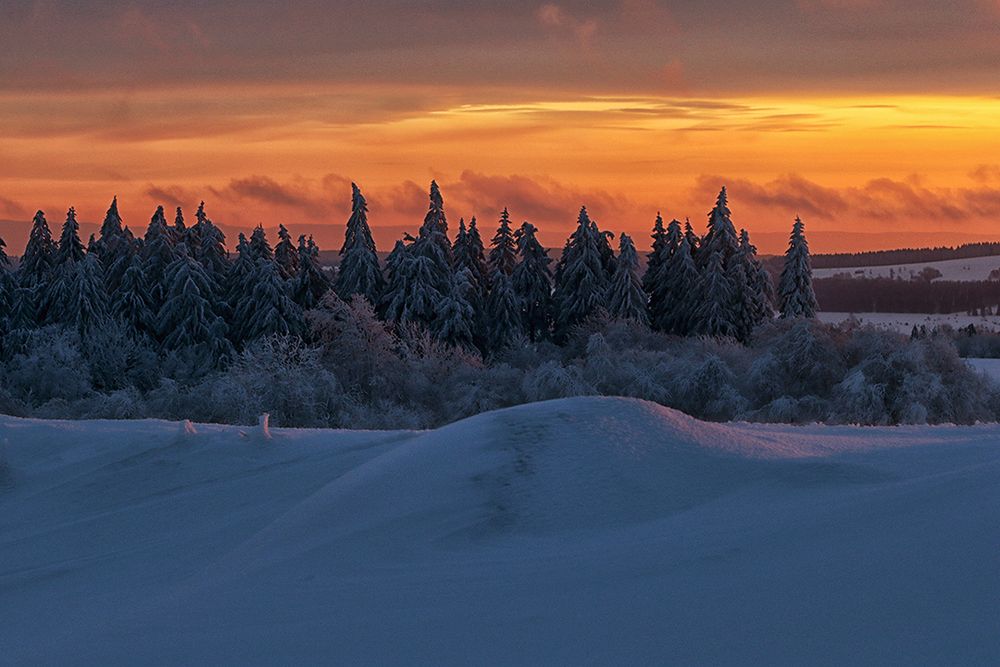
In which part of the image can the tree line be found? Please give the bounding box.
[0,182,818,373]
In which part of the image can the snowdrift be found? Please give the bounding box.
[2,397,1000,664]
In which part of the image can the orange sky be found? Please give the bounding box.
[2,1,1000,254]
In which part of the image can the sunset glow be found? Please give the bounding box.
[3,1,1000,253]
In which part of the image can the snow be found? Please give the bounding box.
[813,253,1000,282]
[3,397,1000,664]
[967,357,1000,381]
[818,310,1000,332]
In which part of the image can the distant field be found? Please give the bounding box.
[813,254,1000,283]
[817,311,1000,333]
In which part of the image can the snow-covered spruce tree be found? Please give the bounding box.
[18,210,56,289]
[234,258,304,343]
[225,233,256,336]
[292,235,331,310]
[187,201,210,262]
[141,206,177,313]
[94,196,123,257]
[683,217,699,258]
[594,220,616,280]
[646,216,682,331]
[197,212,229,284]
[661,234,700,335]
[96,197,136,295]
[158,244,233,364]
[379,238,410,321]
[54,207,86,266]
[740,229,774,326]
[171,207,187,247]
[401,181,453,328]
[274,224,299,279]
[778,216,818,319]
[248,225,274,261]
[64,254,111,339]
[433,267,477,348]
[692,247,739,338]
[552,207,610,339]
[453,216,490,345]
[512,221,553,341]
[642,213,668,297]
[606,233,649,325]
[335,183,383,304]
[112,255,155,338]
[486,268,523,352]
[6,287,37,333]
[0,237,11,337]
[488,207,517,277]
[700,187,740,268]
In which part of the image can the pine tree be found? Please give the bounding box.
[488,207,517,277]
[187,201,209,262]
[0,237,11,336]
[97,196,124,250]
[54,207,86,266]
[606,233,648,325]
[158,245,233,362]
[683,218,699,257]
[552,207,610,338]
[453,216,490,345]
[379,239,411,322]
[7,287,37,332]
[142,206,177,311]
[275,223,299,279]
[335,183,383,304]
[18,210,56,289]
[112,255,155,337]
[433,267,477,348]
[292,235,330,310]
[512,221,553,341]
[778,217,818,319]
[234,258,304,343]
[248,225,274,261]
[226,233,256,321]
[700,187,739,268]
[487,269,522,351]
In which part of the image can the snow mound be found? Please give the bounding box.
[3,398,1000,664]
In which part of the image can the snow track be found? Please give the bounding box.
[2,398,999,664]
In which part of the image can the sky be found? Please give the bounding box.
[2,0,1000,254]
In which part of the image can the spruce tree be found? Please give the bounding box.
[65,254,111,339]
[379,238,411,322]
[248,225,274,261]
[404,182,453,327]
[187,201,209,262]
[606,233,649,325]
[275,223,299,279]
[226,233,256,322]
[661,235,699,335]
[692,248,738,338]
[113,255,155,338]
[683,218,699,257]
[292,235,331,310]
[141,206,177,312]
[646,217,682,330]
[487,269,522,351]
[0,237,11,335]
[198,214,230,284]
[453,216,490,345]
[512,221,553,341]
[335,183,383,304]
[97,196,124,251]
[488,207,517,277]
[740,229,774,327]
[433,267,477,348]
[18,210,56,289]
[234,258,304,343]
[158,245,233,362]
[552,207,610,338]
[642,213,668,296]
[171,207,187,246]
[778,217,818,319]
[54,207,86,267]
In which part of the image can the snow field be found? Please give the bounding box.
[2,397,1000,664]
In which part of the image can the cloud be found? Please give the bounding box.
[0,194,27,219]
[970,164,1000,183]
[535,3,599,45]
[693,173,1000,225]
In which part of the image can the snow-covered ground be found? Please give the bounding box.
[3,397,1000,664]
[813,253,1000,282]
[967,357,1000,382]
[818,310,1000,332]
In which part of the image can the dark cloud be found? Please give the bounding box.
[0,194,27,219]
[695,173,1000,224]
